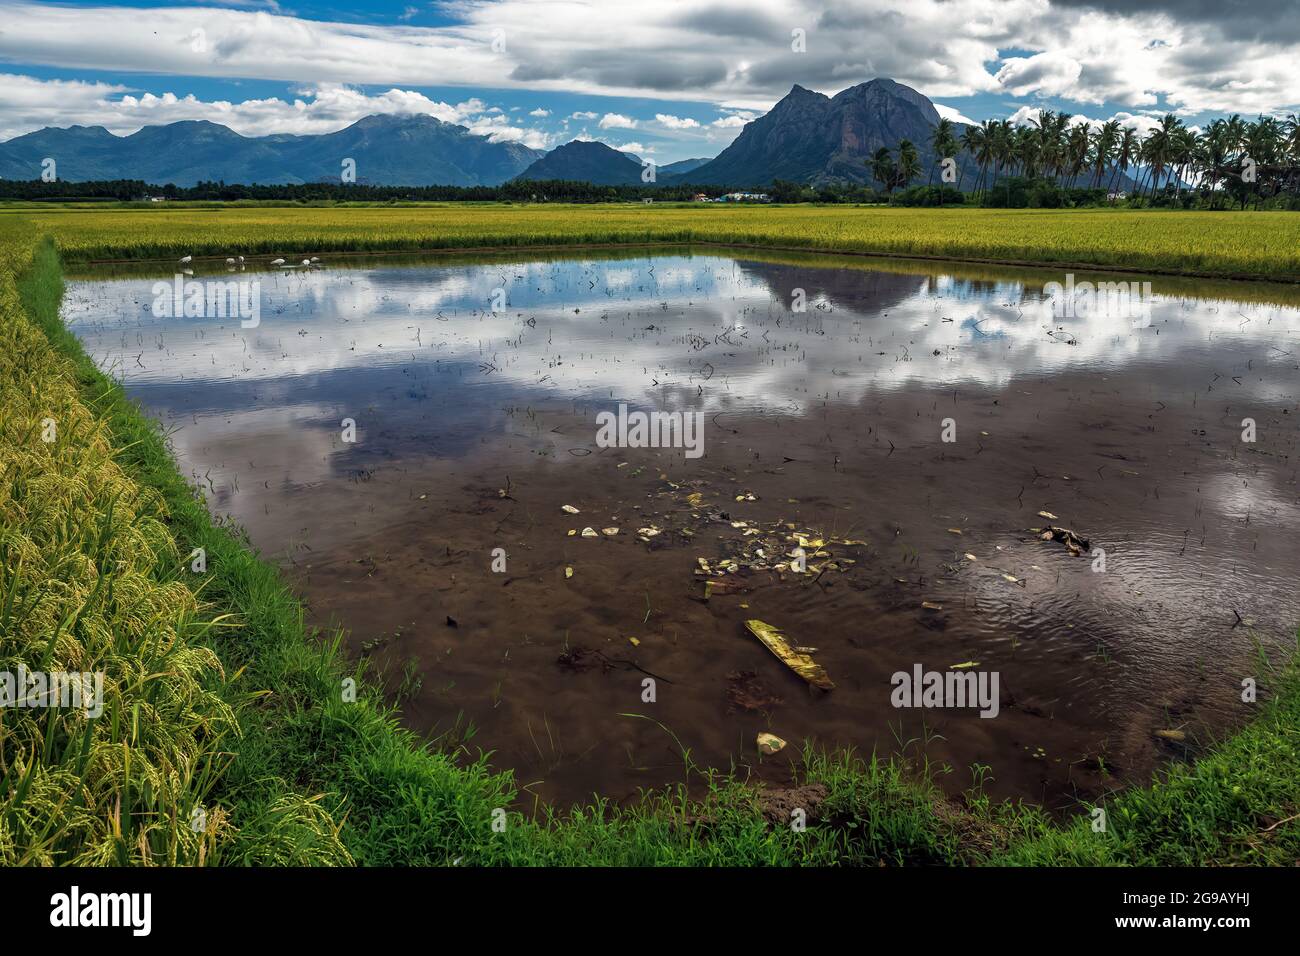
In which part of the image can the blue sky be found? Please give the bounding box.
[1,0,1296,162]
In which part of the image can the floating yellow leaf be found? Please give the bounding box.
[950,661,980,669]
[562,504,580,514]
[602,527,619,536]
[581,527,598,538]
[1037,510,1058,520]
[744,619,834,690]
[756,732,786,755]
[1154,729,1186,742]
[628,636,641,647]
[922,601,943,611]
[564,566,573,578]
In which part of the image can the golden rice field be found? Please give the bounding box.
[0,228,351,864]
[3,203,1298,280]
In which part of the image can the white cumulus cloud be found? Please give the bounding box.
[655,113,700,129]
[598,112,638,129]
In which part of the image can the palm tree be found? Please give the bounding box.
[960,123,986,194]
[1029,110,1072,183]
[990,120,1014,192]
[1141,114,1183,200]
[869,147,897,195]
[1109,126,1138,200]
[929,117,957,188]
[896,139,922,189]
[1247,115,1285,201]
[968,119,1001,196]
[1090,120,1120,189]
[1285,114,1300,198]
[1198,119,1230,206]
[1065,121,1092,188]
[1015,124,1041,179]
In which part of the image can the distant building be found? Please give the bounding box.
[720,192,771,203]
[1107,191,1127,201]
[692,193,709,202]
[642,197,654,204]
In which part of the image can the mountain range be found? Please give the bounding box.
[0,114,542,187]
[0,79,1136,191]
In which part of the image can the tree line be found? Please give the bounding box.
[0,178,736,203]
[947,110,1300,208]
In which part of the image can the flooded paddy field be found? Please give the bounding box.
[62,247,1300,814]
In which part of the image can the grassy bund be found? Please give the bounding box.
[1,205,1298,865]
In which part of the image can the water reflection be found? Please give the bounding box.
[65,253,1300,410]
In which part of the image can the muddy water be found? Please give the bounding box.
[63,248,1300,814]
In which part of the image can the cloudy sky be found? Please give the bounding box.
[1,0,1297,161]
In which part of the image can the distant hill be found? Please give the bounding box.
[515,146,720,186]
[657,157,712,177]
[514,140,648,185]
[0,114,542,187]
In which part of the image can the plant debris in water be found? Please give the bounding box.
[744,619,835,690]
[1035,524,1090,555]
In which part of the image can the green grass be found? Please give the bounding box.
[4,225,1300,866]
[997,654,1300,866]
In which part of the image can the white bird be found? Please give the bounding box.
[179,255,192,264]
[310,256,320,263]
[271,258,285,266]
[225,258,236,265]
[237,256,245,263]
[301,259,311,267]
